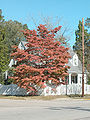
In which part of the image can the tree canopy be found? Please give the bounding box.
[10,24,71,94]
[0,9,9,73]
[5,20,28,50]
[0,9,28,84]
[85,18,90,28]
[73,20,90,84]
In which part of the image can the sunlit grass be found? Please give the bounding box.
[0,95,90,100]
[0,95,69,100]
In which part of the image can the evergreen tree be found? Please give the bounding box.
[0,9,28,84]
[73,20,90,84]
[85,18,90,84]
[85,18,90,28]
[0,9,9,84]
[4,20,28,53]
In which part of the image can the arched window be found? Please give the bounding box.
[73,54,78,66]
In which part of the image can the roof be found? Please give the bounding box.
[18,41,28,50]
[67,48,82,74]
[67,59,82,74]
[68,48,75,59]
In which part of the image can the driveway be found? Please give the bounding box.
[0,98,90,120]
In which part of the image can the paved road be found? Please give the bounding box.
[0,98,90,120]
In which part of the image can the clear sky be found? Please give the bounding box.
[0,0,90,47]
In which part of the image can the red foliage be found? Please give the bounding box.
[10,24,71,94]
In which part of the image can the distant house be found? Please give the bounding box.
[9,41,87,86]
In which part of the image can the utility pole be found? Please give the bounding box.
[82,18,84,97]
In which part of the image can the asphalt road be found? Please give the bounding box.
[0,98,90,120]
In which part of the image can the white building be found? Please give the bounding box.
[9,41,87,85]
[66,48,87,85]
[4,41,89,96]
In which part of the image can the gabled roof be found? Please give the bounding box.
[68,48,75,58]
[21,41,28,48]
[67,48,82,74]
[18,41,28,50]
[67,60,82,74]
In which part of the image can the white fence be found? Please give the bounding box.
[43,84,90,96]
[0,84,27,96]
[0,84,90,96]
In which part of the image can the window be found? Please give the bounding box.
[73,54,78,66]
[71,74,78,84]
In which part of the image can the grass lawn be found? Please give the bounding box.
[0,95,69,100]
[0,95,90,100]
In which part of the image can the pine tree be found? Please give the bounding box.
[0,9,9,84]
[85,18,90,28]
[85,18,90,84]
[73,20,90,84]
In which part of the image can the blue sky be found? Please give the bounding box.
[0,0,90,47]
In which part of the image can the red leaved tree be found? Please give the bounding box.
[10,24,71,94]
